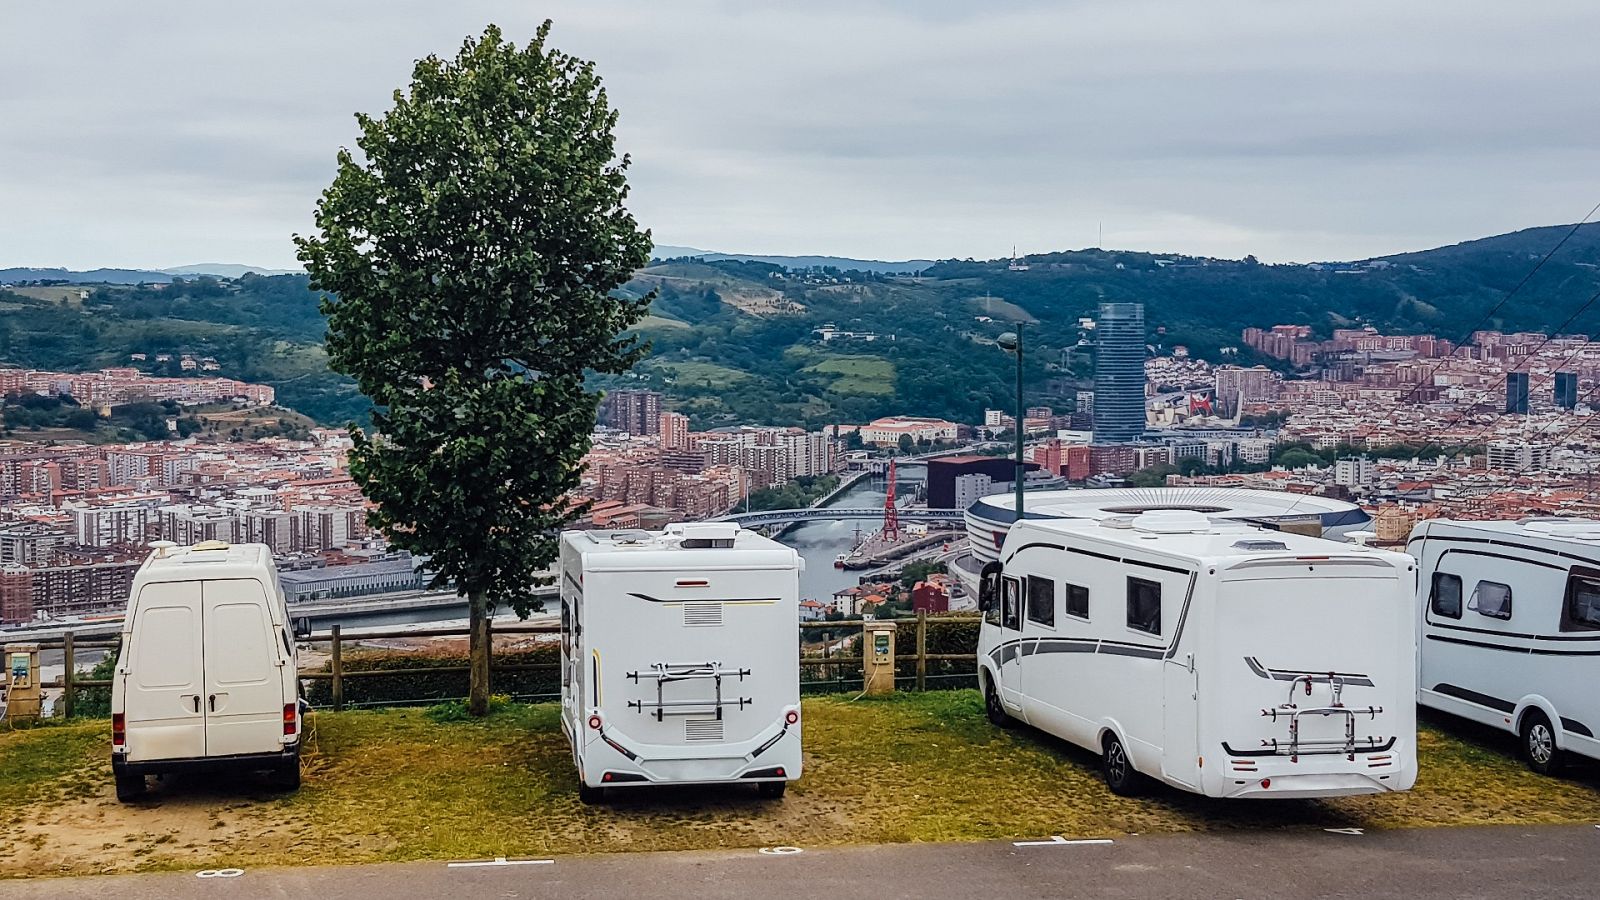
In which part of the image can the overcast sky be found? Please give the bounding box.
[3,1,1598,270]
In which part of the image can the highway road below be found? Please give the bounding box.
[2,823,1596,899]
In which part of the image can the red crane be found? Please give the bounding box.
[882,458,900,542]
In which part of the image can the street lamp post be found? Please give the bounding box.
[997,326,1025,522]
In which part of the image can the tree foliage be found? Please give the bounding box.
[295,23,651,711]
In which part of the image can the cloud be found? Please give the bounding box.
[1,0,1597,268]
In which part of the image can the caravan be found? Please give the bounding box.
[559,523,803,801]
[1410,518,1600,774]
[977,510,1417,799]
[111,541,306,802]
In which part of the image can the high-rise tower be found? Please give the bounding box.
[1092,302,1146,444]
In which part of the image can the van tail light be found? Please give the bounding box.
[588,714,603,730]
[785,710,799,725]
[283,703,297,736]
[112,713,126,747]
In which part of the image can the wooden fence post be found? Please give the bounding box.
[485,617,494,699]
[916,609,927,692]
[61,632,75,719]
[331,624,344,712]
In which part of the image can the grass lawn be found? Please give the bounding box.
[2,691,1598,878]
[803,355,896,396]
[650,360,751,387]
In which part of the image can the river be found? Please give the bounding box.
[782,464,927,602]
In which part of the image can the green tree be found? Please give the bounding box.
[295,22,652,716]
[897,433,915,455]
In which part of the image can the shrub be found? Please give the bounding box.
[302,644,560,708]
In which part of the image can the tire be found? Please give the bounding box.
[984,678,1013,728]
[1522,710,1563,776]
[273,759,302,792]
[1102,733,1143,797]
[757,781,787,799]
[114,773,146,803]
[577,781,606,805]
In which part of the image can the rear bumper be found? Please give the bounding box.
[113,744,299,777]
[577,721,802,788]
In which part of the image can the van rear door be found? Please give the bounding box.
[124,581,206,762]
[202,579,285,757]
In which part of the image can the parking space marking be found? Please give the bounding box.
[447,857,555,868]
[1012,836,1115,847]
[196,868,245,879]
[1324,828,1365,836]
[758,846,804,855]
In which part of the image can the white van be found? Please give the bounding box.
[977,510,1418,799]
[559,524,803,802]
[1411,517,1600,774]
[111,540,307,802]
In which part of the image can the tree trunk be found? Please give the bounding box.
[468,589,491,716]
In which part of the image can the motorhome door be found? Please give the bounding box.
[999,575,1024,709]
[1162,645,1200,788]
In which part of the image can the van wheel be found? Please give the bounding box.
[272,760,301,792]
[114,773,146,803]
[1102,733,1143,797]
[577,781,606,805]
[984,679,1012,728]
[757,781,787,799]
[1522,710,1563,776]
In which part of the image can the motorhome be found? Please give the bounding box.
[111,541,307,802]
[977,510,1417,799]
[1410,518,1600,774]
[559,523,803,802]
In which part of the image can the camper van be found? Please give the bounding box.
[111,541,306,802]
[977,510,1418,799]
[559,523,803,802]
[1411,518,1600,774]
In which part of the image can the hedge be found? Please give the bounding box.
[302,645,561,708]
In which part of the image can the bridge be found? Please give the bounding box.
[712,507,966,527]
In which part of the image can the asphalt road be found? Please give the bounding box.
[2,824,1597,899]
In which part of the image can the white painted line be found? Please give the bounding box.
[196,868,244,879]
[1012,836,1115,847]
[1324,828,1365,835]
[447,857,555,868]
[758,846,804,855]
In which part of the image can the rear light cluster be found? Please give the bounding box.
[282,703,297,737]
[588,714,603,730]
[784,710,799,726]
[112,713,126,748]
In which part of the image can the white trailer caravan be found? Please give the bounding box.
[977,510,1417,799]
[1410,518,1600,774]
[111,541,307,802]
[559,523,803,802]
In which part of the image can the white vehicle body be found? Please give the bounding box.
[111,541,302,798]
[1410,518,1600,768]
[976,511,1418,799]
[559,523,803,795]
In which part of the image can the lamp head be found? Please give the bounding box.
[996,332,1019,352]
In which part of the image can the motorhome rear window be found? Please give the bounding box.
[1026,576,1055,627]
[1065,583,1090,620]
[1562,573,1600,632]
[1471,580,1512,621]
[1127,577,1161,635]
[1429,572,1463,619]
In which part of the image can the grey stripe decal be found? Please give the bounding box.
[1244,656,1374,687]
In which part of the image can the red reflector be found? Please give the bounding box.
[283,703,297,736]
[676,579,709,587]
[588,715,603,730]
[774,768,785,777]
[785,710,799,725]
[603,772,613,782]
[1260,778,1271,789]
[112,713,126,747]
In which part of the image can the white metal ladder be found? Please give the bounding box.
[627,661,752,722]
[1259,673,1385,762]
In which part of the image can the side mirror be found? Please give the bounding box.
[293,617,312,640]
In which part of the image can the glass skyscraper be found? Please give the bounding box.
[1093,301,1146,444]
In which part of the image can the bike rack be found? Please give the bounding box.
[1259,671,1385,762]
[627,662,752,722]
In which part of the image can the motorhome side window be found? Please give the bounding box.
[1026,575,1055,627]
[1470,580,1512,620]
[1002,577,1022,631]
[1429,572,1462,619]
[1562,571,1600,632]
[1126,577,1161,635]
[1064,583,1089,620]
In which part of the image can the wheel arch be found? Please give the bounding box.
[1514,696,1566,750]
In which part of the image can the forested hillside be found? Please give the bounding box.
[5,223,1600,429]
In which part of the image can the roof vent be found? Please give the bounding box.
[666,522,740,549]
[1130,510,1213,534]
[608,530,653,546]
[1232,539,1289,551]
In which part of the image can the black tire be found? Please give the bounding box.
[984,678,1013,728]
[114,772,146,803]
[273,759,302,792]
[1102,733,1143,797]
[1522,710,1563,776]
[757,781,787,799]
[577,781,606,805]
